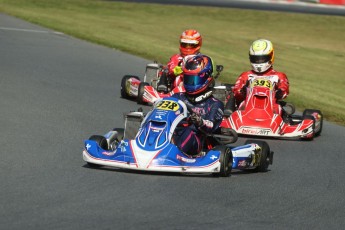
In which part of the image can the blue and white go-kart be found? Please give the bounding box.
[82,97,273,177]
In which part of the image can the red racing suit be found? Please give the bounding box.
[233,67,289,105]
[162,54,184,88]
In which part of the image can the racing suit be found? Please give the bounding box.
[172,91,224,156]
[233,67,289,106]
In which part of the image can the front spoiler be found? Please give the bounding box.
[83,150,221,174]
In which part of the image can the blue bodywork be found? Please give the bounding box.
[84,97,223,170]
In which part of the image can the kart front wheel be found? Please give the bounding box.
[86,135,108,168]
[89,135,108,150]
[213,145,233,177]
[121,75,140,98]
[245,140,272,172]
[137,82,150,104]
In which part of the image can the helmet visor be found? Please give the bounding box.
[249,54,272,64]
[180,42,199,49]
[183,73,207,87]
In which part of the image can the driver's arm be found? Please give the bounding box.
[198,99,224,134]
[276,73,289,99]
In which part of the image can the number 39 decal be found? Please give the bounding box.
[156,100,180,111]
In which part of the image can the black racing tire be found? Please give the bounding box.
[303,109,323,137]
[137,82,150,104]
[89,135,108,150]
[212,145,233,177]
[244,140,271,172]
[121,75,140,98]
[86,135,108,168]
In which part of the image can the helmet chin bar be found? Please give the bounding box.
[251,62,271,73]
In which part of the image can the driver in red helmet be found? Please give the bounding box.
[172,54,224,156]
[157,29,202,93]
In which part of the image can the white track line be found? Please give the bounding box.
[0,27,64,35]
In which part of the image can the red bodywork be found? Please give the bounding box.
[221,78,316,140]
[142,76,185,104]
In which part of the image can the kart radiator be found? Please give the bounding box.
[124,112,144,140]
[212,86,227,104]
[213,84,234,104]
[144,63,162,88]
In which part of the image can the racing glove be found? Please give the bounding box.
[173,66,183,76]
[276,89,284,100]
[240,86,247,96]
[190,113,203,127]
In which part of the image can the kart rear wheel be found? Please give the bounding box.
[121,75,140,98]
[137,82,150,104]
[245,140,271,172]
[303,109,323,137]
[213,145,233,177]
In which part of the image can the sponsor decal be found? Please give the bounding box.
[238,160,247,167]
[195,91,213,102]
[102,151,116,156]
[241,127,271,135]
[177,155,196,163]
[155,115,162,119]
[85,143,91,150]
[210,155,218,160]
[156,110,168,116]
[118,140,128,152]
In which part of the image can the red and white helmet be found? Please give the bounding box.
[249,39,275,73]
[179,29,202,57]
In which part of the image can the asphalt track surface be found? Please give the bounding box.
[1,12,345,230]
[112,0,345,16]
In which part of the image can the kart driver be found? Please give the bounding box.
[226,39,289,114]
[172,54,224,156]
[157,29,203,93]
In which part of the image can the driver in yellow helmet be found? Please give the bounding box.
[231,39,289,111]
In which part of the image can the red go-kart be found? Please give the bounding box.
[219,77,323,140]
